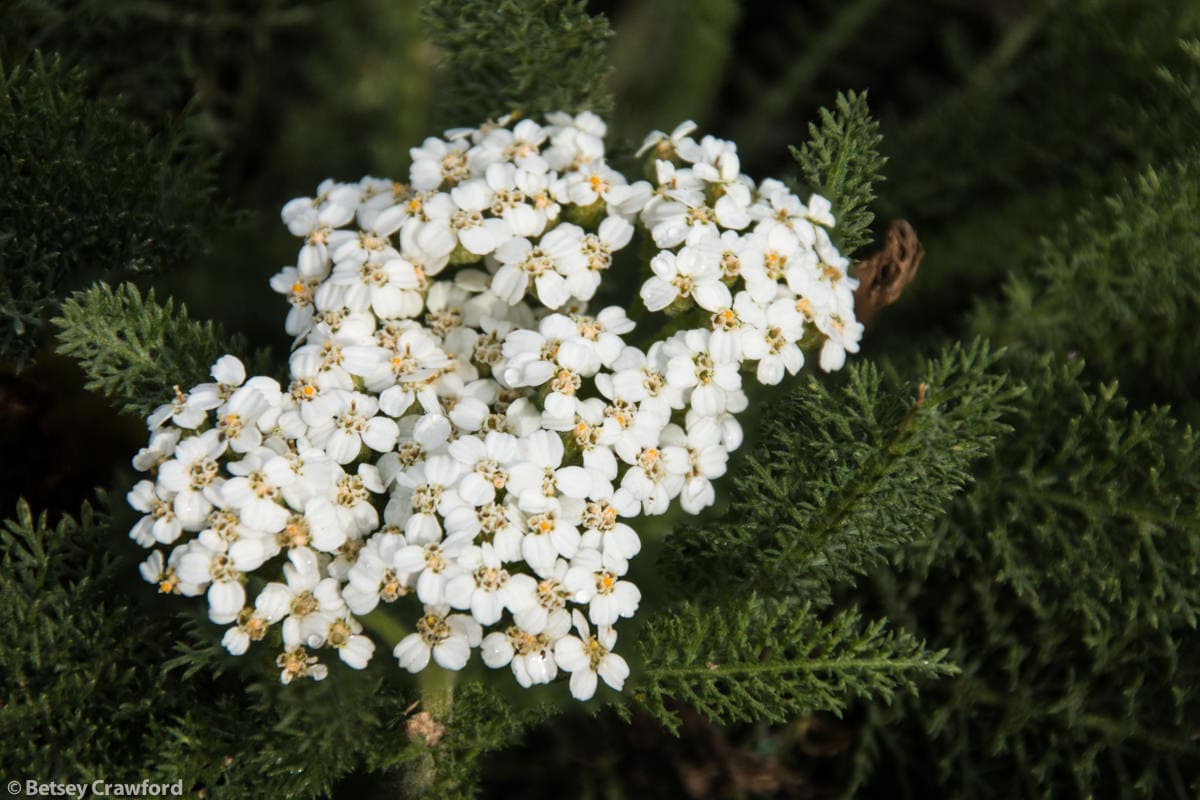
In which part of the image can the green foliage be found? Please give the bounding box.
[789,90,887,254]
[420,0,612,125]
[0,53,218,367]
[972,156,1200,417]
[1,1,322,148]
[53,282,261,417]
[662,341,1016,605]
[850,356,1200,799]
[0,497,162,779]
[871,0,1200,352]
[0,498,439,798]
[634,597,955,734]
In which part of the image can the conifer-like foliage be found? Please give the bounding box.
[0,54,217,367]
[421,0,612,124]
[852,356,1200,800]
[789,91,886,254]
[974,157,1200,415]
[0,499,161,778]
[635,597,954,733]
[53,283,260,417]
[663,342,1016,605]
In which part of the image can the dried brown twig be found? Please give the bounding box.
[852,219,924,326]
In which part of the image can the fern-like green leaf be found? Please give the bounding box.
[634,596,955,733]
[53,282,262,417]
[789,90,887,254]
[662,340,1017,605]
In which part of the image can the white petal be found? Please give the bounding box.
[433,637,471,670]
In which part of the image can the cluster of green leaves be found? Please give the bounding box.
[871,0,1200,353]
[0,498,162,778]
[849,355,1200,799]
[973,156,1200,417]
[53,282,264,418]
[843,99,1200,795]
[2,0,322,150]
[0,54,218,367]
[662,341,1015,605]
[629,342,1014,735]
[420,0,612,126]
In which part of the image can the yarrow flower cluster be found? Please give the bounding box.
[128,112,862,699]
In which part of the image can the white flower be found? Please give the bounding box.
[641,246,731,312]
[127,480,182,545]
[132,427,182,472]
[553,610,629,700]
[386,455,462,543]
[157,430,227,531]
[304,464,386,551]
[751,181,818,246]
[817,313,865,372]
[220,448,295,533]
[483,162,549,237]
[221,607,272,655]
[329,256,425,320]
[392,535,471,605]
[444,543,534,625]
[436,179,514,256]
[275,646,329,684]
[507,430,609,507]
[394,604,482,672]
[146,386,207,431]
[409,136,470,190]
[661,417,729,514]
[269,266,322,337]
[309,615,375,669]
[480,610,570,687]
[186,355,247,414]
[476,118,549,172]
[663,329,742,416]
[213,383,279,454]
[255,547,346,648]
[564,548,641,626]
[578,497,642,567]
[491,225,587,308]
[342,530,413,614]
[138,547,201,596]
[519,496,583,570]
[302,390,399,463]
[741,297,807,385]
[442,499,524,562]
[447,431,521,506]
[175,541,245,624]
[636,120,698,158]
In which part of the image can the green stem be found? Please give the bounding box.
[418,666,458,720]
[360,606,409,647]
[403,668,458,798]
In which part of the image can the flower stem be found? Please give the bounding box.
[403,667,458,798]
[360,606,409,646]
